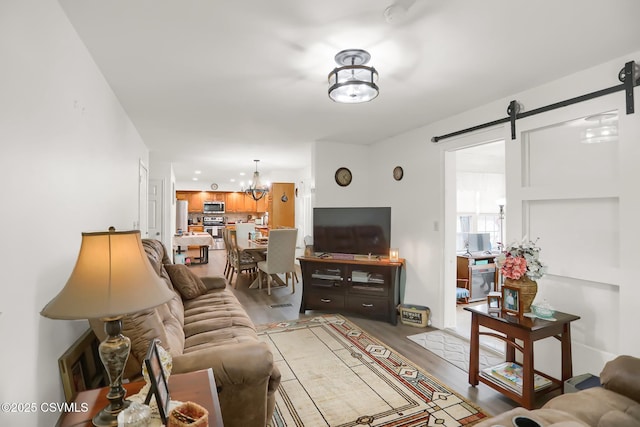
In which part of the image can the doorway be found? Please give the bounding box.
[445,139,505,336]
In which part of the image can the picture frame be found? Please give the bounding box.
[144,339,171,424]
[487,291,502,311]
[502,285,521,315]
[58,329,106,402]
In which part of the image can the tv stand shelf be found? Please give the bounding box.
[298,256,404,325]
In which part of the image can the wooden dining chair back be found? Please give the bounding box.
[257,228,298,295]
[228,229,257,287]
[222,227,233,279]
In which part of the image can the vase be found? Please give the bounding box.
[504,276,538,313]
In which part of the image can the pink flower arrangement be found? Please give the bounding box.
[496,238,547,280]
[499,254,528,279]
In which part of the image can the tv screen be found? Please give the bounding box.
[313,207,391,256]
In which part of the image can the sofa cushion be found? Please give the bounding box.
[165,264,208,300]
[601,355,640,404]
[182,288,258,353]
[598,410,640,427]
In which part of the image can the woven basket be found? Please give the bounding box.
[167,401,209,427]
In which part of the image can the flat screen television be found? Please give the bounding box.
[313,207,391,256]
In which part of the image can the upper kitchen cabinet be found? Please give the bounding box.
[175,191,205,212]
[204,192,225,202]
[268,183,295,228]
[256,194,267,213]
[225,192,244,213]
[188,192,205,212]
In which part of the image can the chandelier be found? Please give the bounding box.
[245,160,269,201]
[328,49,379,103]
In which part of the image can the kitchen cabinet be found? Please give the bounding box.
[188,192,206,213]
[298,256,404,325]
[204,192,225,202]
[188,225,204,233]
[225,192,264,213]
[267,183,295,228]
[225,192,243,212]
[256,194,268,213]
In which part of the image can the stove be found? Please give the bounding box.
[203,216,224,226]
[203,216,225,249]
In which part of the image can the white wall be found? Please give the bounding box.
[314,51,640,375]
[0,1,149,425]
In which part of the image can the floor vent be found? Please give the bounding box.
[270,303,293,308]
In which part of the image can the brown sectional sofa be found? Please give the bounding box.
[90,239,280,427]
[474,355,640,427]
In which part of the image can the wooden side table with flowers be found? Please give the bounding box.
[496,238,547,313]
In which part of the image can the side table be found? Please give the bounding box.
[56,368,224,427]
[465,304,580,409]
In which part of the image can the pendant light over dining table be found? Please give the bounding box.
[328,49,379,103]
[245,159,269,201]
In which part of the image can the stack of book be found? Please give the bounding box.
[481,362,552,395]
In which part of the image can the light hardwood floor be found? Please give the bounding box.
[185,247,539,416]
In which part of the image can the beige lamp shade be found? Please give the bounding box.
[41,229,174,320]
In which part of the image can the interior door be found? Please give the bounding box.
[148,178,163,241]
[138,160,149,236]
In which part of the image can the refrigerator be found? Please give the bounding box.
[176,200,189,233]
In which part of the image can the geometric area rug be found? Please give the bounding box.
[407,330,504,374]
[257,315,490,426]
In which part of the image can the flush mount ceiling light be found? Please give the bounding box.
[244,160,269,201]
[328,49,379,103]
[580,113,619,144]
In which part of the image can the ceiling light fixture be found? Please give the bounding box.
[328,49,379,103]
[244,160,269,201]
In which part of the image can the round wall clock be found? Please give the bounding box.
[210,183,219,190]
[335,167,352,187]
[393,166,404,181]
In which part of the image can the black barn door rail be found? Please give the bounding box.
[431,60,639,143]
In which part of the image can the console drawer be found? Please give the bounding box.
[305,292,345,311]
[346,295,389,319]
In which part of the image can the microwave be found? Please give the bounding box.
[203,201,225,214]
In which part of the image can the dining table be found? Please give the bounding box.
[172,232,214,264]
[236,237,288,289]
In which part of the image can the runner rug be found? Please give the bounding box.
[257,315,490,426]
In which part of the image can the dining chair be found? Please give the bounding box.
[228,229,258,287]
[257,228,298,295]
[222,227,232,279]
[235,223,256,242]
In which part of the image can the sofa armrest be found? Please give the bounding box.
[200,276,227,290]
[601,356,640,404]
[172,341,275,387]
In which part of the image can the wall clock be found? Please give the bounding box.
[210,183,219,190]
[335,167,352,187]
[393,166,404,181]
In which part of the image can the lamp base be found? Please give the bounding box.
[93,318,131,427]
[92,399,131,427]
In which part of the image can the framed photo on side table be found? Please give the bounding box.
[502,285,521,316]
[487,291,502,312]
[144,339,171,424]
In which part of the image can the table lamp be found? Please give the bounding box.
[41,228,174,427]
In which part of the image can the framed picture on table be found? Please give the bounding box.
[144,339,171,424]
[487,291,502,312]
[502,285,521,316]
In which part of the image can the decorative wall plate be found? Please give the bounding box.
[335,167,352,187]
[393,166,404,181]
